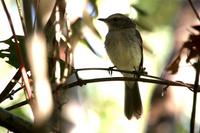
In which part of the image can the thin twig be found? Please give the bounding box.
[76,67,173,81]
[1,0,32,99]
[0,107,33,133]
[4,86,24,101]
[15,0,26,35]
[187,1,200,132]
[76,67,139,74]
[5,100,29,111]
[188,0,200,21]
[190,58,200,133]
[55,68,195,92]
[0,70,21,103]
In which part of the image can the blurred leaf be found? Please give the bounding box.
[167,55,181,74]
[82,38,101,57]
[0,35,26,68]
[131,5,148,16]
[183,34,200,63]
[143,43,154,55]
[88,0,98,16]
[70,15,102,57]
[83,11,101,38]
[192,25,200,32]
[138,0,181,27]
[70,17,83,46]
[167,29,200,74]
[136,19,153,32]
[71,18,82,38]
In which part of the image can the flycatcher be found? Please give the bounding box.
[99,13,143,119]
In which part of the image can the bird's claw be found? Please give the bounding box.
[132,67,147,77]
[139,67,147,75]
[108,66,116,75]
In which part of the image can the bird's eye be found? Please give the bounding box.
[113,18,118,21]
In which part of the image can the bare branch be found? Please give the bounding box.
[0,107,33,133]
[188,0,200,21]
[1,0,32,99]
[190,58,200,133]
[0,70,21,103]
[5,100,29,111]
[54,67,195,92]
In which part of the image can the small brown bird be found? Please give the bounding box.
[99,13,143,119]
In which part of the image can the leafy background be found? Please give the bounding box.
[0,0,200,132]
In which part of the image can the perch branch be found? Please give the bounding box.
[0,107,33,133]
[55,67,195,92]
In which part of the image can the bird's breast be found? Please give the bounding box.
[105,29,142,71]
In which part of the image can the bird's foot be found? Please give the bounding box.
[139,67,147,75]
[108,66,116,75]
[132,67,147,77]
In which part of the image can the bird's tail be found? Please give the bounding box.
[124,81,142,119]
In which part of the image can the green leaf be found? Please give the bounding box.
[0,35,26,68]
[131,5,148,16]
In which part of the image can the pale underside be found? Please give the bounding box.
[105,28,142,72]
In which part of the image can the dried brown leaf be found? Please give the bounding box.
[167,55,181,74]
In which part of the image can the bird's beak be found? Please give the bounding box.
[98,18,107,22]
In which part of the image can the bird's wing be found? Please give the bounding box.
[135,29,143,70]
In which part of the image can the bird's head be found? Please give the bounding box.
[98,13,136,30]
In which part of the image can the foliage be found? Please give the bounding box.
[0,0,200,133]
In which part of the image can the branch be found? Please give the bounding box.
[1,0,32,99]
[16,0,27,35]
[0,70,21,103]
[190,59,200,133]
[188,0,200,21]
[3,86,24,101]
[5,100,29,111]
[55,67,195,92]
[0,107,33,133]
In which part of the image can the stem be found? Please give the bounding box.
[0,70,21,103]
[190,59,200,133]
[1,0,32,99]
[5,100,29,111]
[188,0,200,21]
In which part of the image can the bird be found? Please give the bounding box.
[98,13,143,119]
